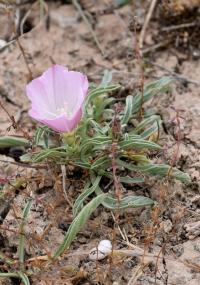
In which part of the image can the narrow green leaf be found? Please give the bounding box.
[131,115,160,134]
[17,272,30,285]
[100,70,113,87]
[74,160,91,169]
[121,95,134,125]
[81,136,111,160]
[34,127,45,145]
[34,126,51,148]
[119,138,161,150]
[103,195,154,209]
[132,77,172,115]
[118,176,144,184]
[101,171,144,184]
[117,159,191,184]
[0,272,19,278]
[0,136,29,148]
[84,85,120,112]
[94,185,153,209]
[94,97,115,121]
[91,156,110,170]
[53,194,107,258]
[73,181,90,217]
[140,122,160,139]
[73,176,102,217]
[81,136,111,151]
[22,199,32,218]
[122,154,150,164]
[32,148,67,163]
[0,272,30,285]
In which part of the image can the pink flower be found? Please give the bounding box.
[26,65,88,133]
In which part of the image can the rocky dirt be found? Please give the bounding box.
[0,1,200,284]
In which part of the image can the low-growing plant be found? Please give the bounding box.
[0,65,190,284]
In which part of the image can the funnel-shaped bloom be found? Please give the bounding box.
[26,65,88,133]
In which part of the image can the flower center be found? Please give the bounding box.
[56,102,72,117]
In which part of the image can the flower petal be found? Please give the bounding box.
[29,108,82,133]
[66,71,89,114]
[41,65,89,116]
[40,65,68,110]
[26,79,50,113]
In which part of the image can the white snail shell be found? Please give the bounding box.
[89,239,112,261]
[98,239,112,252]
[89,247,107,261]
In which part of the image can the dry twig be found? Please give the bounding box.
[161,22,197,32]
[146,60,200,86]
[72,0,104,56]
[16,37,33,81]
[142,39,172,54]
[139,0,158,50]
[127,263,148,285]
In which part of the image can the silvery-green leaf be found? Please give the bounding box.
[53,194,107,258]
[121,95,134,125]
[117,159,191,184]
[100,70,113,87]
[73,176,102,217]
[0,136,29,148]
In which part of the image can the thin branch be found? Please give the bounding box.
[142,39,172,54]
[0,100,32,139]
[72,0,104,56]
[16,37,33,81]
[20,9,31,36]
[146,59,200,86]
[161,21,197,32]
[139,0,158,50]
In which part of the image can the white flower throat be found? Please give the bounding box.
[56,102,72,117]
